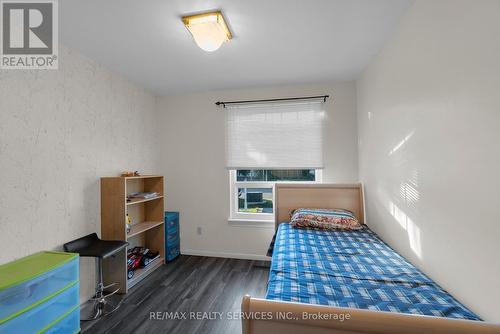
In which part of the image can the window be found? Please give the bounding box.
[225,101,325,169]
[229,169,321,222]
[224,100,325,223]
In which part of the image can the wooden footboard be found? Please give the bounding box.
[241,296,500,334]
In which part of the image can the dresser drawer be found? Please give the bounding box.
[165,218,178,231]
[0,252,79,323]
[0,282,79,334]
[41,305,80,334]
[166,244,180,262]
[166,230,179,245]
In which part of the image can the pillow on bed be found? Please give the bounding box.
[290,208,362,230]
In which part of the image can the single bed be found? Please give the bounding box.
[266,223,479,320]
[241,183,500,334]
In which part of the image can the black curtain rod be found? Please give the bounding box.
[215,95,329,107]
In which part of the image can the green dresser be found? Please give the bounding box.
[0,251,80,333]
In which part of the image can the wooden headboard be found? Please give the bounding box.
[275,183,365,230]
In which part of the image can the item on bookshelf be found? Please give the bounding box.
[121,171,141,177]
[127,269,134,280]
[141,250,160,267]
[126,247,161,280]
[127,192,160,201]
[127,247,147,278]
[125,214,132,234]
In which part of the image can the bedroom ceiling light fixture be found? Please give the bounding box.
[182,11,232,52]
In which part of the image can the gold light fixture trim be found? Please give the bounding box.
[182,11,232,52]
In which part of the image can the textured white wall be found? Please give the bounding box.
[0,45,159,303]
[357,0,500,321]
[157,83,358,259]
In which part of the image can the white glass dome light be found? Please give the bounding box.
[182,11,232,52]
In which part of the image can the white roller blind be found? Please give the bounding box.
[225,101,325,169]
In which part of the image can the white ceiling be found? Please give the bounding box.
[60,0,412,96]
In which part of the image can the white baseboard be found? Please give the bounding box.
[181,249,271,261]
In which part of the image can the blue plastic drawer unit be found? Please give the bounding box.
[165,212,180,262]
[0,282,79,334]
[0,251,80,334]
[42,306,80,334]
[167,231,179,244]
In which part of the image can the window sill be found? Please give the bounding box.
[228,218,275,228]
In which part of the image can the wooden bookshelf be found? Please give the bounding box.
[101,175,165,293]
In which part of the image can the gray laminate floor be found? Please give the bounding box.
[81,255,270,334]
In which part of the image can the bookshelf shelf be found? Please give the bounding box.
[127,221,164,239]
[101,175,165,294]
[123,175,162,180]
[126,196,163,206]
[127,256,164,289]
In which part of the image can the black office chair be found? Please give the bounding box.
[64,233,128,320]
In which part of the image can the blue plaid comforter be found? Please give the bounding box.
[266,223,480,320]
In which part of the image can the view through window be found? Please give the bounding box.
[232,169,317,217]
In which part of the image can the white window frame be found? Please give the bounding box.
[228,169,323,224]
